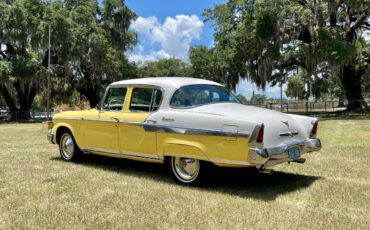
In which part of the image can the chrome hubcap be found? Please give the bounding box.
[60,134,74,160]
[172,157,200,182]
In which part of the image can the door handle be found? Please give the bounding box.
[111,117,119,123]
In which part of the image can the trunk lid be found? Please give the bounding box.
[190,103,307,148]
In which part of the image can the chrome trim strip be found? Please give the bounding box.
[163,153,252,166]
[53,118,249,137]
[165,153,208,161]
[143,124,249,137]
[83,118,114,123]
[53,118,79,121]
[210,158,252,166]
[80,146,164,161]
[279,131,299,137]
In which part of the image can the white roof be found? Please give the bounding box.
[110,77,223,110]
[110,77,221,91]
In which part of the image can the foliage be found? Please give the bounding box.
[0,0,48,119]
[189,45,240,87]
[52,0,137,107]
[204,0,370,110]
[0,0,137,117]
[136,58,193,78]
[236,93,248,104]
[286,74,305,100]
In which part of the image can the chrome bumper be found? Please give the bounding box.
[47,131,55,144]
[248,138,322,167]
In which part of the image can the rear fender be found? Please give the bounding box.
[162,138,209,161]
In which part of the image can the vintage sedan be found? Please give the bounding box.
[47,77,321,185]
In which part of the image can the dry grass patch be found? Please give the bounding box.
[0,120,369,229]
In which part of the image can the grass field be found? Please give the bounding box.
[0,119,369,229]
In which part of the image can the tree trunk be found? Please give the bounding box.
[0,82,37,120]
[340,64,368,111]
[76,85,100,109]
[337,95,345,107]
[87,91,100,109]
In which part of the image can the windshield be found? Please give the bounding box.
[170,84,240,108]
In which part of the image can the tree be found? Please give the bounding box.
[189,46,216,80]
[55,0,137,108]
[189,45,236,85]
[0,0,49,119]
[236,93,248,103]
[204,0,370,111]
[137,58,193,77]
[286,74,305,100]
[0,0,137,118]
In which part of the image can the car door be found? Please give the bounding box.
[81,87,127,153]
[118,86,162,159]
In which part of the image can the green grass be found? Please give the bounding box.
[0,120,369,229]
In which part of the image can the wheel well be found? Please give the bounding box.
[164,156,172,164]
[56,126,71,145]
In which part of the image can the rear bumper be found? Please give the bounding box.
[248,138,321,167]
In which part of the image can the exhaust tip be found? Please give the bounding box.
[259,168,273,175]
[292,158,306,164]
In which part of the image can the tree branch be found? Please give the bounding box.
[277,60,307,70]
[347,7,369,41]
[0,51,9,60]
[350,8,369,31]
[290,0,315,13]
[0,84,17,111]
[329,0,338,27]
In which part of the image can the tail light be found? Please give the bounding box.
[311,121,318,138]
[256,126,264,143]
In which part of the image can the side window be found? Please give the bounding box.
[102,87,127,111]
[129,88,162,112]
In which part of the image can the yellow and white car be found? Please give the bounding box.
[47,77,321,185]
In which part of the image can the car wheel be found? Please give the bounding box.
[169,156,203,185]
[58,131,83,161]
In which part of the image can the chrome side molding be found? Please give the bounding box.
[54,117,249,138]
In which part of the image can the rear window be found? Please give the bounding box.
[170,84,240,108]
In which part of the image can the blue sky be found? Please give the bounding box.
[126,0,287,99]
[126,0,224,56]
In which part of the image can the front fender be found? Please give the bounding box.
[52,120,80,146]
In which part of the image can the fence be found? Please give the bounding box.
[262,101,348,113]
[0,110,53,121]
[0,100,368,121]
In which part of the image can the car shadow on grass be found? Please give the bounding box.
[51,155,321,201]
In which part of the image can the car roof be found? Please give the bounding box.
[110,77,222,91]
[110,77,223,110]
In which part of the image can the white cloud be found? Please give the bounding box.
[129,14,204,62]
[131,16,159,39]
[129,50,171,63]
